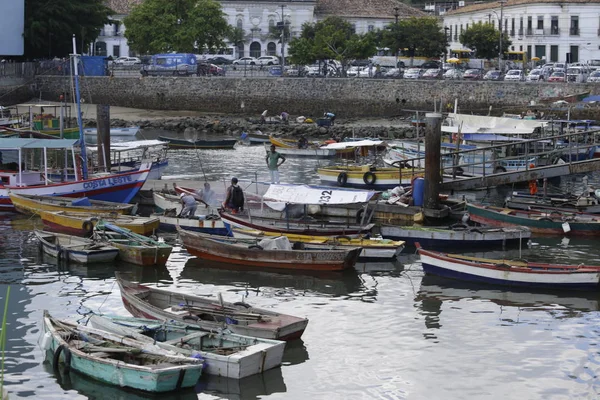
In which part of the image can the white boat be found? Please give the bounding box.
[154,212,229,236]
[265,143,336,158]
[87,140,169,180]
[83,126,140,136]
[34,230,119,264]
[88,314,286,379]
[152,191,220,215]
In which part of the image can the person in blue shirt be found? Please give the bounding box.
[324,112,336,125]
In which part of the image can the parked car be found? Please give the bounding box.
[483,70,503,81]
[548,71,566,82]
[112,56,141,66]
[232,57,258,67]
[358,66,378,77]
[206,56,233,65]
[346,66,363,77]
[463,69,483,80]
[197,62,224,76]
[420,61,441,70]
[504,69,525,81]
[587,70,600,83]
[257,56,280,66]
[422,68,443,79]
[404,68,424,79]
[384,67,403,79]
[526,69,544,82]
[444,68,463,80]
[285,65,308,77]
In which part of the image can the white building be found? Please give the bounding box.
[443,0,600,64]
[94,0,142,57]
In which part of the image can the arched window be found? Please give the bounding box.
[250,42,262,58]
[269,19,275,28]
[237,18,243,29]
[95,41,107,56]
[267,42,277,56]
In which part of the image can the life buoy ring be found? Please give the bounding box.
[53,344,71,373]
[337,172,348,186]
[363,171,377,185]
[82,220,94,237]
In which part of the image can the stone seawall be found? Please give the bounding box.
[26,76,600,117]
[0,81,36,106]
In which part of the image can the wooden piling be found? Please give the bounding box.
[424,112,442,211]
[96,104,110,170]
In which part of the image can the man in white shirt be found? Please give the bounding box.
[195,182,218,207]
[179,193,197,218]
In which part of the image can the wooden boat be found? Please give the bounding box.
[179,228,361,271]
[416,243,600,290]
[158,136,237,150]
[38,210,160,237]
[265,143,336,158]
[240,131,270,145]
[94,222,172,266]
[380,224,531,248]
[42,311,203,392]
[152,190,222,215]
[34,230,119,264]
[88,314,286,379]
[116,274,309,341]
[318,165,425,189]
[219,209,374,237]
[466,203,600,236]
[231,227,404,259]
[9,193,134,215]
[504,191,600,214]
[155,212,229,236]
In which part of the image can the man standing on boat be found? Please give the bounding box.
[196,182,218,207]
[266,144,286,184]
[223,177,244,214]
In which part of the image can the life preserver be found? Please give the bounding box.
[363,171,376,185]
[528,180,538,195]
[337,172,348,186]
[82,220,94,237]
[53,344,71,373]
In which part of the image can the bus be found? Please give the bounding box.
[505,51,528,69]
[450,49,473,63]
[197,46,238,62]
[370,47,433,68]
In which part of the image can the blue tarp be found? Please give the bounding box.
[582,95,600,103]
[80,56,108,76]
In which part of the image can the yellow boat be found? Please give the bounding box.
[232,227,405,259]
[269,136,354,156]
[9,193,134,216]
[38,210,159,237]
[317,165,425,189]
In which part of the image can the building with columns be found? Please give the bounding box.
[443,0,600,64]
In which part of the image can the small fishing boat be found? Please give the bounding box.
[240,131,271,145]
[152,190,222,215]
[504,191,600,214]
[318,165,425,189]
[39,210,160,237]
[466,203,600,236]
[179,228,361,271]
[9,193,134,215]
[416,243,600,290]
[158,136,237,150]
[34,230,119,264]
[231,227,404,259]
[42,311,203,393]
[266,143,336,158]
[83,126,140,136]
[116,274,309,341]
[94,222,172,266]
[88,314,286,379]
[155,212,229,236]
[379,224,531,248]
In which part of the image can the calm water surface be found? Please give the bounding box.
[2,137,600,399]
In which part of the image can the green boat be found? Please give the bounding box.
[41,311,204,393]
[466,203,600,236]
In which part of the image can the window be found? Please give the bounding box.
[269,19,274,27]
[535,45,546,59]
[368,25,374,32]
[519,45,523,51]
[570,16,579,35]
[511,18,515,35]
[527,16,532,30]
[537,16,544,30]
[449,26,452,40]
[551,16,559,35]
[249,42,261,58]
[504,19,508,33]
[550,45,558,62]
[237,18,243,29]
[113,45,120,58]
[454,24,458,40]
[570,45,579,62]
[466,23,469,30]
[519,17,523,35]
[267,42,277,56]
[526,45,532,61]
[460,24,463,33]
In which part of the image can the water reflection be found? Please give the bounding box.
[181,258,363,297]
[116,262,173,284]
[195,367,286,400]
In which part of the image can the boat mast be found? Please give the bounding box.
[71,34,88,179]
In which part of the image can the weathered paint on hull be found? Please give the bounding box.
[111,242,171,266]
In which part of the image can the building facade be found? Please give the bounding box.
[443,0,600,64]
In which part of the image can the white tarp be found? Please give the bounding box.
[446,113,547,133]
[263,184,376,205]
[258,236,292,250]
[321,140,384,150]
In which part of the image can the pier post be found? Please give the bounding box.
[97,104,110,171]
[424,112,442,211]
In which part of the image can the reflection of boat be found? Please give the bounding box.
[196,366,287,400]
[115,262,173,284]
[417,244,600,290]
[418,275,600,312]
[42,311,204,392]
[181,259,363,297]
[116,274,309,341]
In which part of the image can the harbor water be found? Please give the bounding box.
[2,139,600,399]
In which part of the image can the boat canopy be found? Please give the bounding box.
[0,138,78,150]
[462,134,528,142]
[87,140,167,152]
[263,184,376,204]
[441,126,534,135]
[446,113,548,132]
[321,140,384,149]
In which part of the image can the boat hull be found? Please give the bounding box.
[157,215,229,236]
[110,241,172,266]
[9,193,134,215]
[158,136,237,149]
[318,166,424,190]
[39,210,160,237]
[35,231,119,264]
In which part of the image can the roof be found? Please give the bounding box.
[105,0,143,14]
[447,0,600,16]
[0,139,78,150]
[316,0,426,19]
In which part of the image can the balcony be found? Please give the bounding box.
[570,27,579,36]
[517,28,524,36]
[524,28,560,36]
[550,27,559,35]
[509,29,515,36]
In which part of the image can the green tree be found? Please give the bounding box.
[382,17,447,64]
[227,26,245,51]
[459,22,512,60]
[288,17,377,75]
[124,0,230,54]
[24,0,112,59]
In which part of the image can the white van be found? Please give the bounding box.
[566,66,589,83]
[504,69,525,81]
